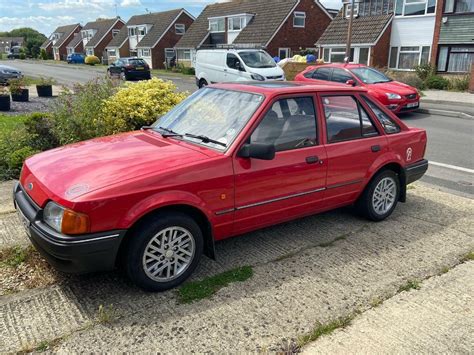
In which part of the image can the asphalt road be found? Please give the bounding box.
[2,60,472,198]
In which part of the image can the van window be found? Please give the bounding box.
[227,53,241,70]
[238,51,276,69]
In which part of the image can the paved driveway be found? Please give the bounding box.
[1,182,473,352]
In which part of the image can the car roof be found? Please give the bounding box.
[210,81,368,95]
[310,63,368,70]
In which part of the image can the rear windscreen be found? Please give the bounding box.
[129,59,146,65]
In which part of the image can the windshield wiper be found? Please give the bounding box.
[156,126,183,137]
[141,125,154,130]
[184,133,227,147]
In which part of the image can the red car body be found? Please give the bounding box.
[14,82,428,290]
[294,64,420,114]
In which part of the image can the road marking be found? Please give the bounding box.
[430,161,474,174]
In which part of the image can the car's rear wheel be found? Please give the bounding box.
[120,71,127,81]
[357,170,400,221]
[198,79,208,88]
[125,212,203,291]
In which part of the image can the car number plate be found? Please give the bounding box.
[407,101,419,108]
[136,66,144,70]
[17,208,31,237]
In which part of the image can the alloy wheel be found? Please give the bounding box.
[372,177,397,215]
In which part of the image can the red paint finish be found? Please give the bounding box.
[295,63,421,114]
[20,82,427,244]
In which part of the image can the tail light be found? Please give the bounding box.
[125,64,133,70]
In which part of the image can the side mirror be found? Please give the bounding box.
[346,79,356,86]
[238,143,276,160]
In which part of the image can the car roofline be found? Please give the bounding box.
[209,82,368,95]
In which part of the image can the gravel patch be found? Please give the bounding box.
[2,96,56,115]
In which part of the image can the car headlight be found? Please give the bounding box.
[385,93,402,100]
[251,73,265,81]
[43,201,90,235]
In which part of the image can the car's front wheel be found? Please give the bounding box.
[125,212,203,291]
[357,170,400,221]
[120,71,127,81]
[198,79,208,88]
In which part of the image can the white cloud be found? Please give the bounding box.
[37,0,113,12]
[120,0,141,7]
[0,15,75,35]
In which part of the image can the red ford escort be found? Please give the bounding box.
[295,64,421,114]
[14,82,428,291]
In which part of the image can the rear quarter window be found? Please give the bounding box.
[363,96,401,134]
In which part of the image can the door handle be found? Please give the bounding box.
[371,145,381,153]
[306,156,319,164]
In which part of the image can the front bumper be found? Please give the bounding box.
[405,159,428,184]
[13,182,126,274]
[386,98,420,114]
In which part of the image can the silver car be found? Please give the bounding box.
[0,64,23,84]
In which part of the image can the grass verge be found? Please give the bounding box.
[0,245,60,295]
[0,114,28,135]
[178,266,253,304]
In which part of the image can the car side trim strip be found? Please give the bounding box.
[326,179,363,190]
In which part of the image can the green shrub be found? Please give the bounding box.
[0,127,37,180]
[19,53,26,60]
[181,66,195,76]
[425,75,449,90]
[99,77,187,135]
[85,55,100,65]
[414,64,435,81]
[23,113,58,151]
[447,75,470,92]
[39,48,48,60]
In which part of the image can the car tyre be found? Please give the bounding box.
[198,79,208,88]
[357,170,400,222]
[120,71,127,81]
[125,212,203,292]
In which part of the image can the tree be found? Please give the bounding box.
[0,27,47,58]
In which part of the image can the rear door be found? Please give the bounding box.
[318,93,388,206]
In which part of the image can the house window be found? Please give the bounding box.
[228,16,246,31]
[395,0,436,16]
[209,18,225,33]
[389,46,431,70]
[177,49,191,61]
[165,48,175,60]
[444,0,474,13]
[438,46,474,72]
[359,47,370,65]
[142,48,150,57]
[175,24,185,35]
[138,26,147,36]
[86,48,93,56]
[345,3,359,18]
[279,48,290,60]
[128,27,136,36]
[108,49,117,57]
[112,29,120,37]
[67,48,73,55]
[325,47,354,63]
[293,12,306,27]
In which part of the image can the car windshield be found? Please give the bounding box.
[153,88,264,150]
[128,59,147,65]
[238,51,276,68]
[350,67,392,84]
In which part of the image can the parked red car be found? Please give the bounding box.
[295,64,420,114]
[14,82,428,291]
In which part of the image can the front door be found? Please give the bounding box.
[233,95,327,235]
[225,53,246,82]
[319,93,388,206]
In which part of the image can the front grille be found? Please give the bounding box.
[406,94,417,100]
[266,75,283,80]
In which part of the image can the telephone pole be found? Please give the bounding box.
[345,0,356,63]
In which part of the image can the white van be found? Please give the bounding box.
[195,49,285,88]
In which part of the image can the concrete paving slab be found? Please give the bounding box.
[0,184,472,352]
[0,212,29,248]
[303,261,474,354]
[0,180,15,215]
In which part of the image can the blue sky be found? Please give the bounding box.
[0,0,342,36]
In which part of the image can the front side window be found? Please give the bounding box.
[156,88,263,150]
[293,12,306,27]
[238,51,276,68]
[209,18,225,32]
[331,68,353,84]
[322,95,378,143]
[226,53,241,70]
[251,97,317,152]
[363,96,401,134]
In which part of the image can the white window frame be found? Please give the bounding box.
[175,24,185,35]
[388,45,431,70]
[395,0,436,17]
[279,48,290,59]
[293,12,306,28]
[128,27,136,36]
[228,16,246,31]
[108,49,117,57]
[142,48,151,57]
[209,18,225,33]
[178,49,191,61]
[86,48,93,56]
[112,29,120,37]
[165,48,175,59]
[345,3,359,18]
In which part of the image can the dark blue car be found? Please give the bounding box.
[67,53,85,64]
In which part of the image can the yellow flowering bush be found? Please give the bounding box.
[98,78,187,135]
[85,55,100,65]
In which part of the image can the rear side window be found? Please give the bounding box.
[313,68,332,80]
[251,97,317,152]
[322,95,378,143]
[363,96,401,134]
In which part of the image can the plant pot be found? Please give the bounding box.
[11,88,29,102]
[36,85,53,97]
[0,94,10,111]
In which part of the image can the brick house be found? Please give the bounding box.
[41,24,81,60]
[82,18,125,61]
[317,0,442,70]
[106,9,195,69]
[432,0,474,73]
[0,37,24,54]
[65,33,84,56]
[174,0,332,67]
